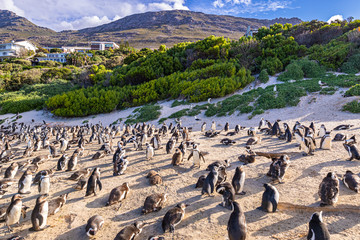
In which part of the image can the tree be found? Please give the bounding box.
[50,48,63,53]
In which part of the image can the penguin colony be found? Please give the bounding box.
[0,119,358,239]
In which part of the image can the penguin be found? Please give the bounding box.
[30,194,48,231]
[187,144,205,168]
[271,120,281,136]
[115,156,129,175]
[343,170,360,193]
[267,155,290,183]
[150,134,161,150]
[307,211,330,240]
[246,136,261,146]
[86,215,104,237]
[85,168,102,197]
[216,182,235,209]
[38,172,50,195]
[201,122,206,132]
[59,138,68,153]
[49,144,57,158]
[211,121,216,131]
[202,166,219,196]
[162,203,189,233]
[6,236,25,240]
[227,201,247,240]
[148,237,165,240]
[224,122,229,132]
[18,169,32,194]
[232,166,246,195]
[238,147,256,165]
[216,166,227,185]
[333,133,347,141]
[260,183,279,212]
[258,117,266,129]
[48,193,69,215]
[318,172,339,206]
[31,155,50,165]
[74,177,87,190]
[318,124,326,138]
[295,129,316,156]
[106,183,130,206]
[206,159,231,170]
[66,152,78,171]
[195,175,206,188]
[247,127,256,136]
[146,170,162,185]
[4,163,18,179]
[146,143,154,161]
[142,193,167,214]
[114,221,145,240]
[5,194,23,232]
[333,124,353,130]
[283,123,292,142]
[57,154,68,171]
[178,141,187,157]
[320,131,332,150]
[171,148,183,166]
[343,142,360,161]
[68,168,92,181]
[220,138,236,145]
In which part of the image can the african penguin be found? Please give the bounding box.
[320,132,332,150]
[343,170,360,193]
[307,211,330,240]
[5,194,23,232]
[142,193,167,214]
[4,163,18,179]
[48,193,69,215]
[86,215,104,237]
[106,183,130,206]
[318,172,339,206]
[232,166,246,195]
[114,221,145,240]
[171,148,183,166]
[85,168,102,197]
[146,170,162,185]
[30,194,48,231]
[216,182,235,209]
[162,203,188,233]
[202,166,219,196]
[260,183,279,213]
[227,201,247,240]
[18,169,32,194]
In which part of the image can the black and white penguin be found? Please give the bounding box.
[246,135,261,146]
[18,169,32,194]
[295,129,316,156]
[333,133,347,141]
[318,172,339,206]
[318,124,326,138]
[343,142,360,161]
[166,137,176,154]
[211,121,216,131]
[150,134,161,150]
[162,203,189,233]
[195,175,206,188]
[220,138,236,145]
[49,144,57,158]
[114,221,145,240]
[187,144,205,168]
[232,166,246,195]
[38,172,50,195]
[320,132,332,150]
[343,170,360,193]
[66,152,79,171]
[148,236,165,240]
[85,168,102,197]
[142,193,167,214]
[115,155,129,176]
[224,122,229,132]
[206,159,231,170]
[260,183,279,213]
[57,154,68,171]
[86,215,104,237]
[333,124,353,130]
[267,155,290,183]
[146,143,154,161]
[201,122,206,132]
[48,193,69,215]
[271,120,281,136]
[227,201,247,240]
[307,211,330,240]
[202,166,219,196]
[172,148,183,166]
[5,163,18,179]
[283,123,292,142]
[216,182,235,209]
[59,138,68,153]
[247,127,256,136]
[258,117,266,129]
[30,194,48,231]
[146,170,163,185]
[5,194,23,232]
[68,168,91,181]
[106,183,130,206]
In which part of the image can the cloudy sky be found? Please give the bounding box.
[0,0,359,31]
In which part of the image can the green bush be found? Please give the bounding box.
[278,63,304,81]
[343,100,360,113]
[341,54,360,74]
[344,84,360,96]
[125,104,162,124]
[258,69,269,83]
[260,57,283,75]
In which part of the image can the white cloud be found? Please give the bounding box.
[0,0,24,16]
[211,0,290,13]
[327,14,343,24]
[0,0,189,31]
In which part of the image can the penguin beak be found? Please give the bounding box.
[185,203,190,207]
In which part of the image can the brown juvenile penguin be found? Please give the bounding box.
[106,183,130,206]
[146,170,162,185]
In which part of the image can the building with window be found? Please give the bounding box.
[37,53,68,63]
[90,41,119,51]
[0,40,37,59]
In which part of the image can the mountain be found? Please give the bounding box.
[0,10,55,43]
[0,10,302,48]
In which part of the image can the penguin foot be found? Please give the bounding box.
[237,191,246,195]
[319,203,327,207]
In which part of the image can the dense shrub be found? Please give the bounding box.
[278,63,304,81]
[278,59,326,81]
[125,104,162,124]
[343,100,360,113]
[344,84,360,96]
[258,69,269,83]
[260,57,283,75]
[341,54,360,73]
[4,69,42,91]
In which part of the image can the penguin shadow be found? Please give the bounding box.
[132,176,150,190]
[162,173,181,182]
[326,211,360,234]
[177,183,198,194]
[110,206,143,222]
[54,225,85,240]
[52,186,76,198]
[85,194,107,209]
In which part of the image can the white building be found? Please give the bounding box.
[90,41,119,51]
[37,53,68,63]
[0,40,37,59]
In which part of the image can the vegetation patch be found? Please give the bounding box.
[125,104,162,124]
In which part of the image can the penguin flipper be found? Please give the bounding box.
[97,178,102,191]
[270,194,278,212]
[187,152,193,161]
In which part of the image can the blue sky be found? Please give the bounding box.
[0,0,359,31]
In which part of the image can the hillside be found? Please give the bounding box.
[0,9,301,48]
[0,10,55,43]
